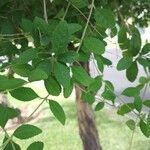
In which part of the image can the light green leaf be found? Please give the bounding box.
[126,119,135,130]
[117,103,134,115]
[49,100,66,125]
[122,87,140,97]
[14,124,42,139]
[134,96,142,112]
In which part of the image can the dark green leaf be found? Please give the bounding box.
[70,0,88,8]
[0,104,20,128]
[72,66,93,86]
[83,37,105,55]
[51,21,69,54]
[12,64,33,77]
[88,76,102,92]
[44,76,61,96]
[10,87,38,101]
[134,96,142,112]
[49,100,66,125]
[117,57,133,71]
[129,26,141,56]
[54,62,71,88]
[95,102,104,111]
[27,141,44,150]
[95,8,115,28]
[141,43,150,55]
[140,119,149,137]
[58,51,78,64]
[14,124,42,139]
[28,68,48,81]
[126,61,138,82]
[68,23,82,34]
[15,48,38,64]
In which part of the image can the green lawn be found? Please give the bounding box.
[0,82,150,150]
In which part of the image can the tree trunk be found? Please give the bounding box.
[75,63,102,150]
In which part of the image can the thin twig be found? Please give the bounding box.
[62,2,70,20]
[43,0,48,23]
[76,0,95,52]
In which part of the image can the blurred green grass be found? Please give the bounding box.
[0,81,150,150]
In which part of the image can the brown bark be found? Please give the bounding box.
[75,63,102,150]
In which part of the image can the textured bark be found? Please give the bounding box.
[75,63,102,150]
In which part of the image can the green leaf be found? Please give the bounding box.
[49,100,66,125]
[140,119,149,137]
[34,17,51,35]
[117,57,133,71]
[44,76,61,96]
[126,61,138,82]
[70,0,88,8]
[3,137,21,150]
[15,48,38,64]
[22,18,34,35]
[99,56,112,66]
[10,87,38,101]
[54,62,71,88]
[143,100,150,107]
[118,26,129,50]
[68,23,82,34]
[95,55,104,73]
[58,51,78,64]
[63,81,73,98]
[0,76,26,91]
[141,43,150,55]
[27,142,44,150]
[28,68,48,81]
[117,103,134,115]
[94,8,115,28]
[83,37,105,55]
[51,21,69,54]
[134,96,142,112]
[139,77,150,85]
[72,66,93,86]
[12,64,33,77]
[138,58,150,67]
[81,92,95,105]
[129,26,141,56]
[95,102,105,111]
[14,124,42,139]
[126,119,135,130]
[88,76,102,92]
[122,87,140,97]
[0,104,20,128]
